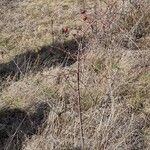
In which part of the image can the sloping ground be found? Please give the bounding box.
[0,46,150,149]
[0,0,83,62]
[23,55,150,149]
[0,38,85,84]
[0,0,149,61]
[0,0,150,150]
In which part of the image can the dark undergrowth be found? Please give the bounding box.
[0,102,50,150]
[0,37,86,84]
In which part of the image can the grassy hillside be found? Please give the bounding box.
[0,0,150,149]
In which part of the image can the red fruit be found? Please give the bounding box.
[62,26,69,34]
[82,15,87,21]
[80,9,86,14]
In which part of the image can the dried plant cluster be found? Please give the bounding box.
[0,0,150,150]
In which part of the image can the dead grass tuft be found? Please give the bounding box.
[0,0,149,149]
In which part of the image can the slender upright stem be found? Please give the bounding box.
[94,0,98,34]
[77,43,84,150]
[51,19,54,45]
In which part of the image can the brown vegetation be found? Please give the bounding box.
[0,0,149,149]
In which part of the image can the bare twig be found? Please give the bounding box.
[5,116,27,150]
[51,18,54,45]
[77,41,84,150]
[94,0,98,34]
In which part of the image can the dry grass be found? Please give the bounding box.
[0,0,150,149]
